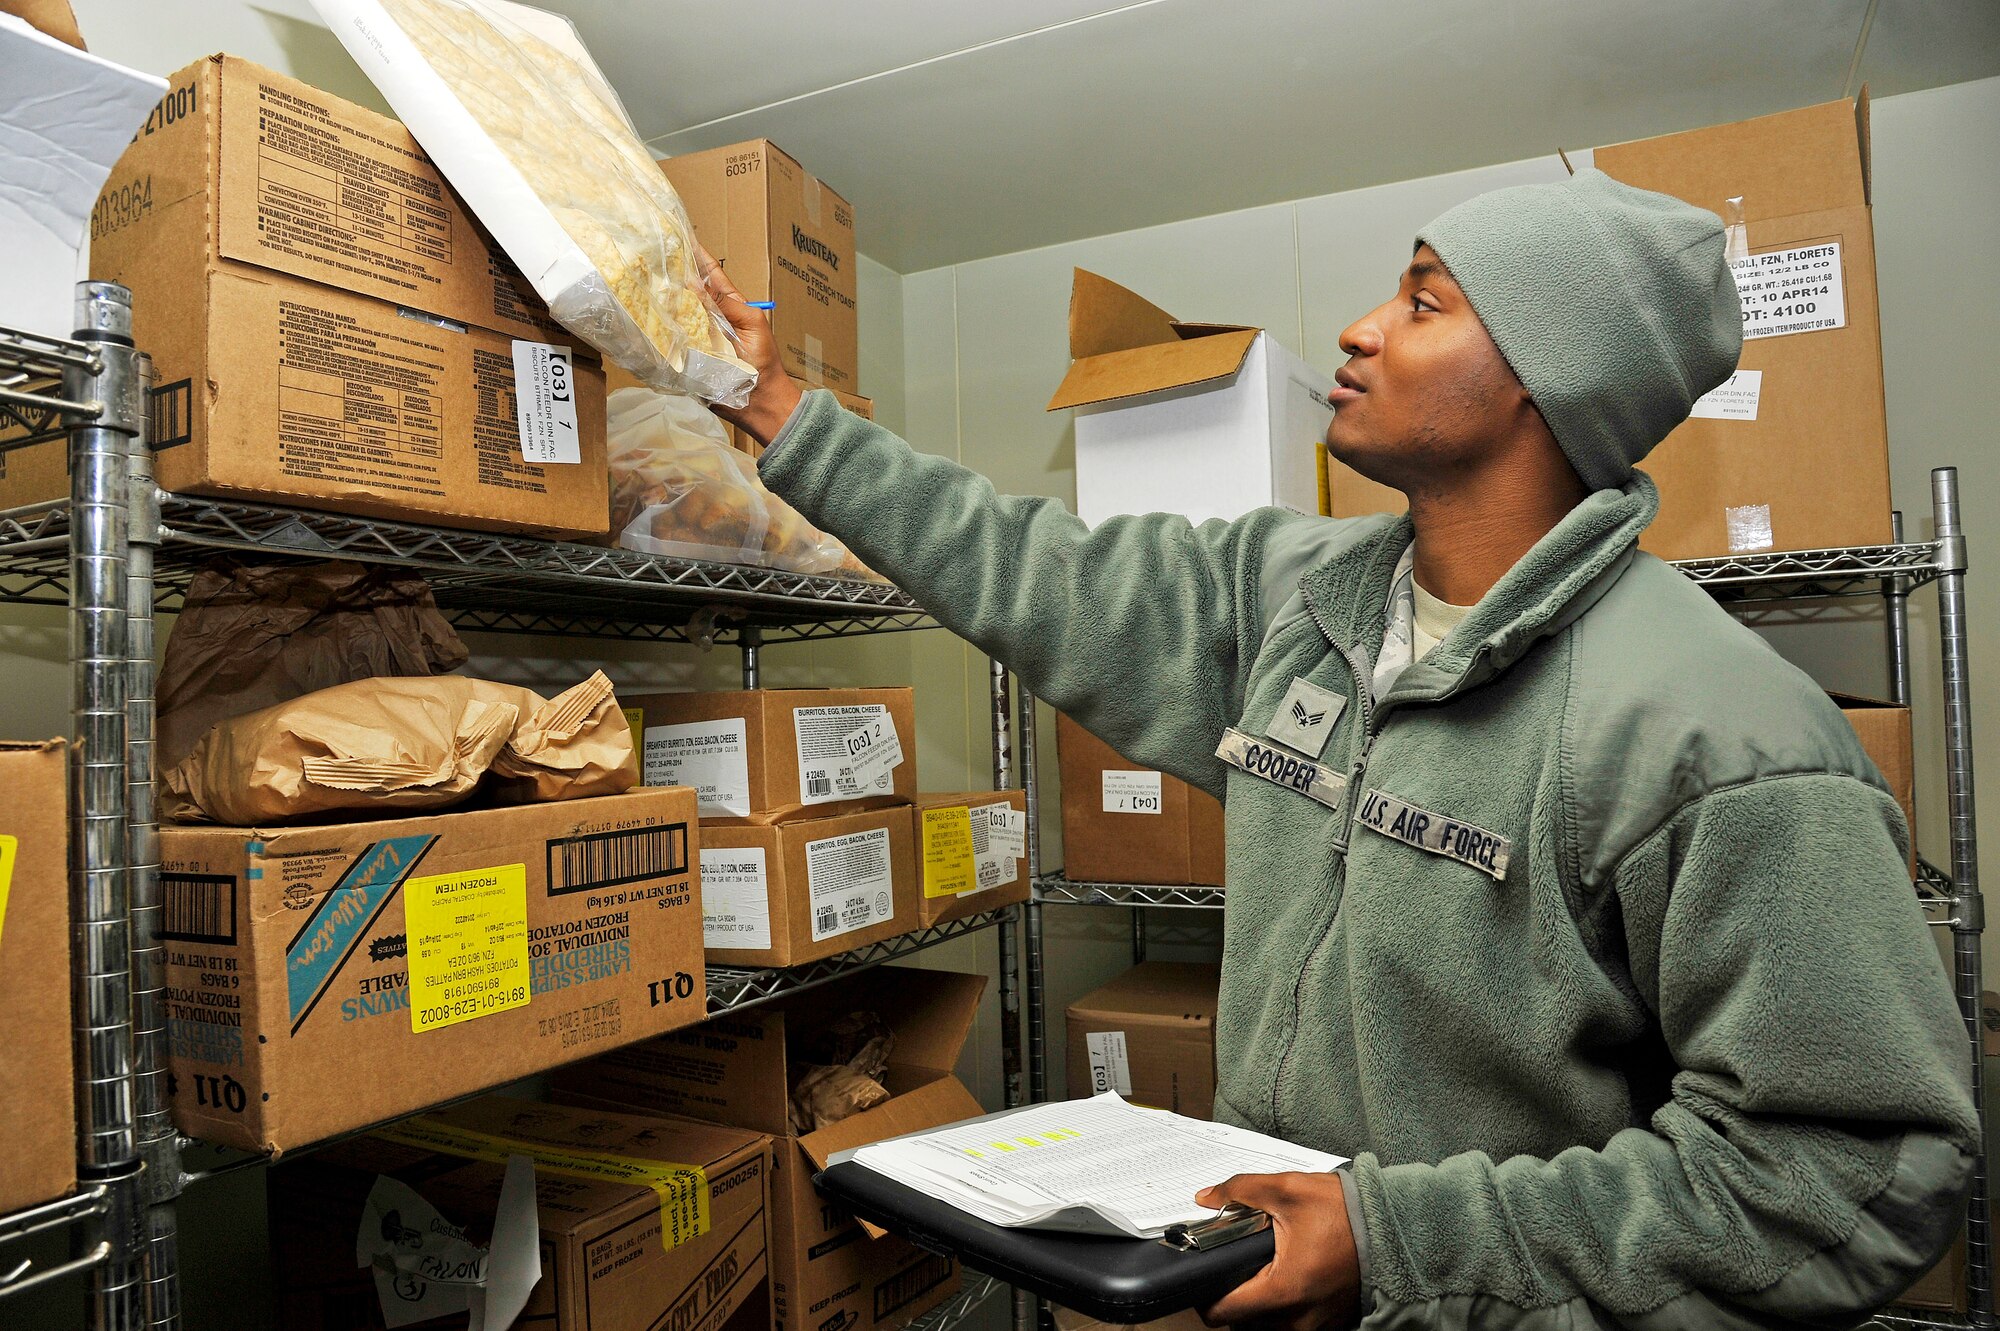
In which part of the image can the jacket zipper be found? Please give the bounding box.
[1269,600,1385,1135]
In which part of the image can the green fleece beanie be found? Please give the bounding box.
[1416,167,1742,492]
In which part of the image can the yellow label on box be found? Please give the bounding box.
[920,807,977,898]
[623,707,646,776]
[404,863,529,1033]
[376,1117,711,1251]
[0,834,15,951]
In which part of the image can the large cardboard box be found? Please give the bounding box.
[1056,714,1224,887]
[554,967,985,1331]
[1597,96,1890,561]
[0,739,76,1212]
[628,688,918,824]
[913,791,1029,928]
[1047,270,1333,527]
[1833,693,1916,872]
[698,806,919,968]
[0,54,610,537]
[1065,962,1220,1118]
[158,788,706,1153]
[659,140,858,392]
[269,1095,773,1331]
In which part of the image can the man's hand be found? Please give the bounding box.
[698,244,804,446]
[1196,1172,1361,1331]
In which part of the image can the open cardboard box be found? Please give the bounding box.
[1048,269,1331,527]
[553,966,986,1331]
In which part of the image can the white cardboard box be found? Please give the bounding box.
[1048,269,1334,526]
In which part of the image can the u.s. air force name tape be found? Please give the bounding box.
[1355,788,1511,880]
[1214,728,1347,809]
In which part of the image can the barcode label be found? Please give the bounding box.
[544,824,689,897]
[806,774,832,798]
[815,907,838,934]
[160,873,237,945]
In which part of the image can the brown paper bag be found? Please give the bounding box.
[160,673,635,825]
[156,562,468,771]
[472,673,639,805]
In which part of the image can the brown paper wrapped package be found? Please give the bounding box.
[789,1011,896,1133]
[156,562,468,771]
[161,672,635,825]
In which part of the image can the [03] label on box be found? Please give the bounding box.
[510,340,581,464]
[1689,369,1763,422]
[794,704,898,805]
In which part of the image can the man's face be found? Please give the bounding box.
[1325,244,1534,494]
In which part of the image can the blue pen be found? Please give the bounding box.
[745,300,776,310]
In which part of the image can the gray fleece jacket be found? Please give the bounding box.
[760,390,1977,1328]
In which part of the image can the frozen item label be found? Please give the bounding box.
[805,826,895,942]
[1689,369,1763,421]
[510,340,580,464]
[1085,1031,1133,1096]
[700,847,772,949]
[644,719,750,817]
[1102,770,1163,814]
[841,713,906,793]
[404,863,530,1033]
[921,807,978,898]
[0,834,13,951]
[794,704,896,804]
[1732,242,1846,340]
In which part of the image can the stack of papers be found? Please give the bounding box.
[843,1092,1347,1239]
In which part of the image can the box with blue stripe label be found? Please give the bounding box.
[158,786,704,1153]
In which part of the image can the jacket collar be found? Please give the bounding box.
[1301,472,1660,712]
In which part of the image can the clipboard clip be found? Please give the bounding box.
[1160,1203,1270,1252]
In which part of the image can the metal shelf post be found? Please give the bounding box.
[1933,468,1989,1326]
[66,282,144,1326]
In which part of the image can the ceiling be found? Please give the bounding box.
[71,0,2000,274]
[547,0,2000,272]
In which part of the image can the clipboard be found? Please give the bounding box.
[813,1160,1273,1324]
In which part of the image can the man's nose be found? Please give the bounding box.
[1339,308,1386,357]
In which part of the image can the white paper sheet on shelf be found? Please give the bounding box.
[0,15,164,336]
[837,1092,1347,1239]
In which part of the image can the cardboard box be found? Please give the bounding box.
[553,967,985,1331]
[1047,269,1333,527]
[697,806,919,968]
[659,140,858,391]
[1595,96,1890,561]
[1066,962,1219,1118]
[913,791,1029,928]
[158,788,706,1153]
[1056,713,1224,887]
[627,688,918,824]
[0,739,76,1212]
[269,1095,772,1331]
[1832,693,1916,872]
[0,54,611,537]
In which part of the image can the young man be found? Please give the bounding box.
[703,169,1975,1330]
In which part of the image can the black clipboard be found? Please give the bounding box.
[813,1160,1273,1324]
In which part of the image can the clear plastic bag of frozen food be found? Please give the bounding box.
[313,0,755,406]
[608,388,867,575]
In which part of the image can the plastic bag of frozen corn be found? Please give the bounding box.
[311,0,755,406]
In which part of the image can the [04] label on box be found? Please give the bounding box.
[158,787,706,1153]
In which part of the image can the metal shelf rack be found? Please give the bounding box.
[1017,470,1987,1329]
[0,283,1027,1331]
